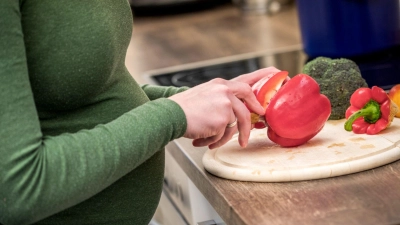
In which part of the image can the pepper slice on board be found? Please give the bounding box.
[344,86,398,135]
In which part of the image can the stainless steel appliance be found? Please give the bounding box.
[146,44,400,90]
[232,0,294,15]
[146,45,305,88]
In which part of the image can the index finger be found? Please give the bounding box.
[232,67,281,86]
[223,80,265,116]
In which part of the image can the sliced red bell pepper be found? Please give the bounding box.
[256,71,290,109]
[344,86,398,135]
[251,71,290,129]
[252,71,289,96]
[264,74,331,147]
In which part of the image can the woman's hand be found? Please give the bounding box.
[169,67,280,149]
[232,66,281,85]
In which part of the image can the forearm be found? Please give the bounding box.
[1,98,187,225]
[141,84,189,100]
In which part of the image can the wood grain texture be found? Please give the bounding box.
[125,3,301,83]
[170,136,400,225]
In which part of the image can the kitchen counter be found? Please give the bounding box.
[168,134,400,225]
[125,3,400,225]
[125,3,301,84]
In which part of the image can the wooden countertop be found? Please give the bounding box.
[125,3,301,83]
[170,136,400,225]
[125,3,400,225]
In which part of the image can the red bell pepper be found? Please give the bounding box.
[266,74,331,147]
[251,72,331,147]
[251,71,290,129]
[344,86,398,135]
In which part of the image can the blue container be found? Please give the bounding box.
[297,0,400,58]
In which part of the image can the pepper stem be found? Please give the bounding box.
[344,100,381,131]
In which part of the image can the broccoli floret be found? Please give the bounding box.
[302,57,368,120]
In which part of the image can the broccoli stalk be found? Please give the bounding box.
[302,57,368,120]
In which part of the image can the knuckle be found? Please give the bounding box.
[211,78,226,84]
[220,98,233,109]
[241,84,253,96]
[217,117,229,127]
[217,84,230,94]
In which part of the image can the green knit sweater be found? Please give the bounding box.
[0,1,188,224]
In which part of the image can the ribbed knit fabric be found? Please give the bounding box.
[0,1,188,224]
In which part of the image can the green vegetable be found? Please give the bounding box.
[302,57,369,120]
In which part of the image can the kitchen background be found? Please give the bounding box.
[124,1,400,225]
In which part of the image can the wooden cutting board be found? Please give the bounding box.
[203,118,400,182]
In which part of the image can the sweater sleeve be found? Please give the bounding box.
[141,84,190,100]
[0,2,187,225]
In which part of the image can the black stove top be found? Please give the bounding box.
[148,49,305,87]
[151,57,260,87]
[146,46,400,90]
